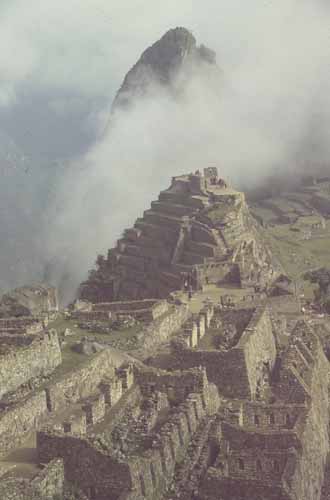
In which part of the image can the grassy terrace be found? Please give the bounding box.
[252,187,330,300]
[47,314,143,375]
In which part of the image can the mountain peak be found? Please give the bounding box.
[112,27,216,111]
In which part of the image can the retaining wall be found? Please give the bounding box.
[0,330,61,399]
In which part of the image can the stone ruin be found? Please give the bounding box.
[1,296,327,500]
[72,298,169,325]
[1,172,330,500]
[0,284,58,319]
[79,168,282,303]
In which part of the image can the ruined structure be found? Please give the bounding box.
[1,170,330,500]
[37,366,220,500]
[2,287,327,500]
[200,321,330,500]
[168,303,277,400]
[80,168,281,303]
[0,284,58,318]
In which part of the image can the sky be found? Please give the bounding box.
[0,0,330,300]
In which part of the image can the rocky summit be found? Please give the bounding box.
[112,27,217,111]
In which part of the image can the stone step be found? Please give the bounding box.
[159,191,208,209]
[181,251,205,265]
[122,243,171,263]
[143,210,185,229]
[119,235,164,250]
[115,252,146,271]
[135,220,178,241]
[185,240,217,258]
[151,201,196,217]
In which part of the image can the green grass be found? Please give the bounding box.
[256,204,330,301]
[49,314,143,364]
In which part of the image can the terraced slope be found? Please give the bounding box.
[79,170,281,302]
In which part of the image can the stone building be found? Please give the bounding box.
[200,320,330,500]
[37,366,220,500]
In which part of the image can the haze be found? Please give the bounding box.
[0,0,329,301]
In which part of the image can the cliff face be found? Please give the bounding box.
[79,169,282,302]
[112,27,218,111]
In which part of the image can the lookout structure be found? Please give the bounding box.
[79,168,281,303]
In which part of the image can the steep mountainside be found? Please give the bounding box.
[112,27,218,111]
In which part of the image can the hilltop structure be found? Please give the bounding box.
[79,168,281,303]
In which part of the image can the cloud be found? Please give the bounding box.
[45,0,330,300]
[1,0,330,301]
[0,0,327,104]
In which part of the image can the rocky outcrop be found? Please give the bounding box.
[112,27,218,111]
[0,284,58,317]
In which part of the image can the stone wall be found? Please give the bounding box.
[238,305,277,399]
[45,373,141,440]
[196,261,241,287]
[241,402,306,431]
[126,384,220,500]
[289,337,329,500]
[0,330,61,399]
[74,299,169,323]
[136,366,208,403]
[220,421,301,453]
[0,316,43,335]
[0,350,131,458]
[37,432,138,499]
[0,390,48,457]
[94,299,166,313]
[0,460,64,500]
[171,306,276,399]
[29,459,64,499]
[138,304,190,353]
[201,321,330,500]
[200,464,292,500]
[45,349,119,412]
[172,347,250,398]
[37,380,220,500]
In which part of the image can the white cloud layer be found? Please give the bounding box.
[0,0,330,300]
[0,0,328,104]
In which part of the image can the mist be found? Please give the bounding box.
[1,0,330,301]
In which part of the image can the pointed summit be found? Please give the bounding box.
[112,27,217,111]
